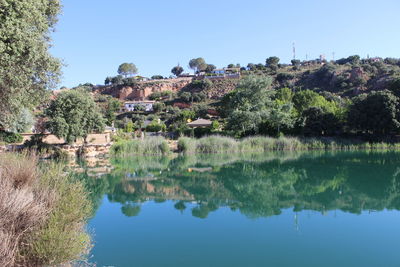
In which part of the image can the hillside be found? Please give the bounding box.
[93,57,400,103]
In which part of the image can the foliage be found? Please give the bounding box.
[151,75,164,80]
[46,90,106,143]
[348,90,400,135]
[171,65,184,76]
[146,121,166,132]
[266,56,280,67]
[0,153,91,266]
[111,137,170,156]
[0,131,23,144]
[0,0,62,129]
[302,107,342,136]
[153,102,166,113]
[117,63,138,77]
[205,64,216,73]
[292,89,337,114]
[189,58,207,73]
[9,108,34,133]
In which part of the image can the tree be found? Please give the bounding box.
[103,98,121,126]
[348,90,400,136]
[0,0,62,129]
[46,90,105,144]
[266,57,280,67]
[189,58,207,73]
[171,65,184,77]
[118,63,138,77]
[263,102,296,136]
[293,90,337,114]
[180,92,192,103]
[205,64,216,73]
[302,107,341,136]
[153,102,165,113]
[291,59,301,66]
[151,75,164,80]
[223,76,275,136]
[9,108,34,133]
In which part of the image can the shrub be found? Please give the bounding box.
[0,153,92,266]
[0,131,23,144]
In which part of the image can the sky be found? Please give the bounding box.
[51,0,400,88]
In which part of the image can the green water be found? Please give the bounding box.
[79,151,400,267]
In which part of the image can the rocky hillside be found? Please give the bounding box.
[93,57,400,102]
[94,77,192,100]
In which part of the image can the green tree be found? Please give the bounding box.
[124,121,135,133]
[103,98,121,126]
[291,59,301,66]
[180,92,192,103]
[302,107,341,136]
[153,102,166,113]
[118,63,138,77]
[293,90,337,114]
[266,57,280,67]
[46,90,105,143]
[10,108,34,133]
[348,90,400,136]
[264,102,296,136]
[171,65,184,76]
[0,0,62,129]
[189,58,207,73]
[205,64,216,73]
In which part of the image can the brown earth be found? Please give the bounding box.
[95,77,193,101]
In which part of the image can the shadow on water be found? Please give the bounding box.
[72,150,400,219]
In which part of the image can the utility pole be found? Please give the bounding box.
[332,52,335,61]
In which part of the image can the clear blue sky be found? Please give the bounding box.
[51,0,400,88]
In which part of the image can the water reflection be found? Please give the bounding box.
[73,151,400,219]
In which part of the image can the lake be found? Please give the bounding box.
[76,151,400,267]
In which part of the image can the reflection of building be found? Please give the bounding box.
[122,101,155,112]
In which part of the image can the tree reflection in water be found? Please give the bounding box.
[74,151,400,219]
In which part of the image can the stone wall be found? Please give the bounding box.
[59,144,112,158]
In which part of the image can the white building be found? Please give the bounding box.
[123,101,156,112]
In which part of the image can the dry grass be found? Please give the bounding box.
[0,153,92,267]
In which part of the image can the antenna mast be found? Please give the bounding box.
[292,42,296,60]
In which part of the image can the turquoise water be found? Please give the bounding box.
[80,151,400,267]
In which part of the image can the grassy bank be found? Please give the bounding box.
[111,137,170,156]
[177,136,400,154]
[0,153,92,266]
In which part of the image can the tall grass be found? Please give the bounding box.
[111,137,170,156]
[177,135,400,154]
[0,153,92,266]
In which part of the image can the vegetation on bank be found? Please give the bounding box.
[109,135,400,156]
[111,137,170,156]
[177,135,400,154]
[0,153,92,266]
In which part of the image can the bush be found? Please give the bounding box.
[0,131,23,144]
[0,153,92,266]
[146,121,166,132]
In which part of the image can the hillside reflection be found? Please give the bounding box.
[74,151,400,219]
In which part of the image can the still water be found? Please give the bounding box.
[76,151,400,267]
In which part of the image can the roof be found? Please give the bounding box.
[187,119,213,127]
[124,101,155,104]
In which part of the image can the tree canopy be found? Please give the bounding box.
[46,90,105,143]
[0,0,62,129]
[118,63,138,77]
[171,65,184,77]
[189,58,207,73]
